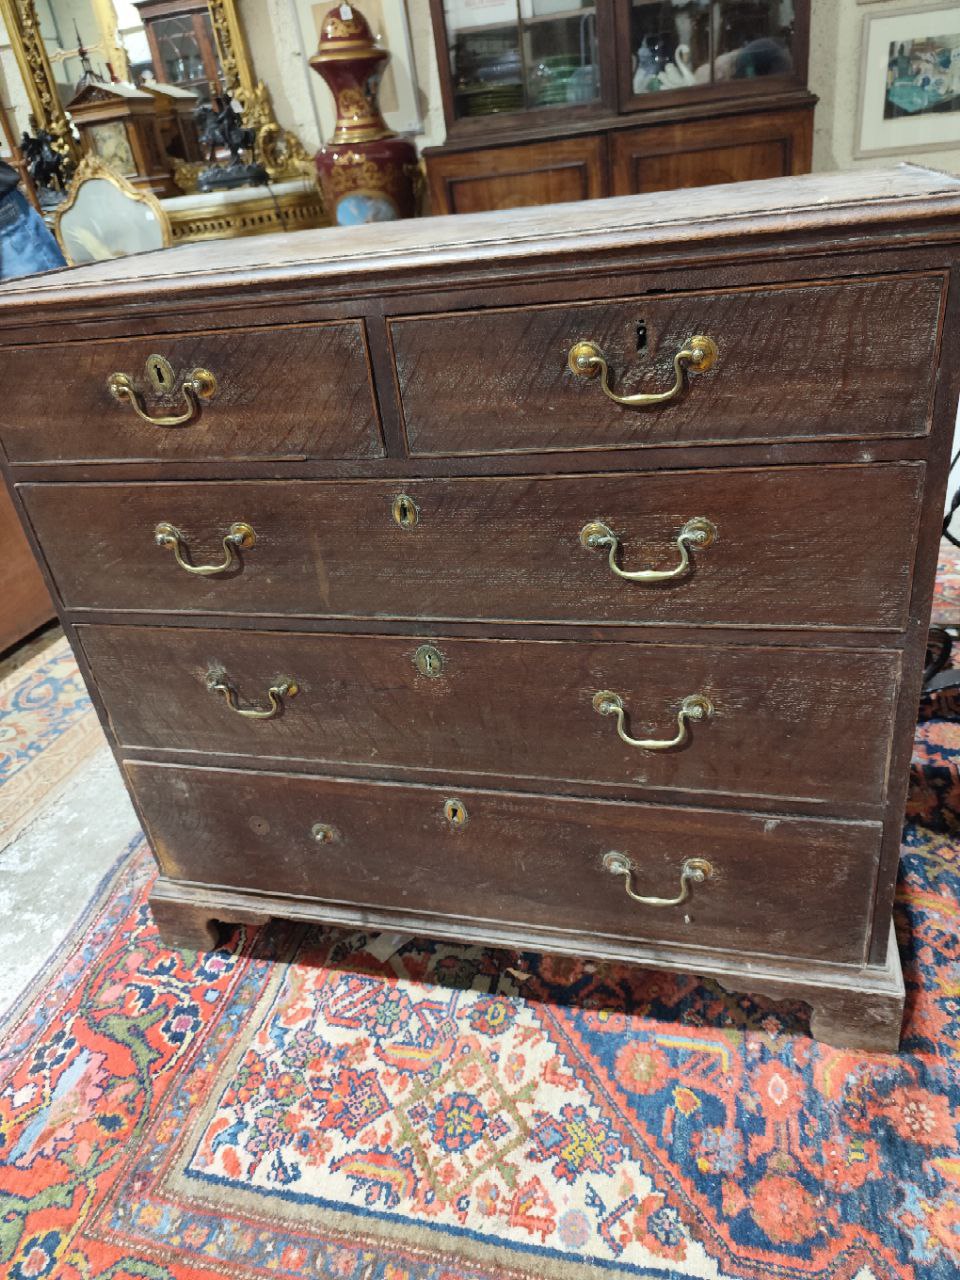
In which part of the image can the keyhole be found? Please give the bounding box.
[146,354,175,394]
[414,644,443,678]
[444,798,467,827]
[392,494,419,529]
[636,321,648,352]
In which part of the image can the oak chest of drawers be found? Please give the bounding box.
[2,166,958,1052]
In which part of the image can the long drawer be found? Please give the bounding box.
[82,625,899,811]
[23,463,922,631]
[389,275,945,455]
[126,761,881,964]
[0,320,383,463]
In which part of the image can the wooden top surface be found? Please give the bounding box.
[4,164,960,310]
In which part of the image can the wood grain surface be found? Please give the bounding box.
[0,166,957,313]
[79,624,900,811]
[0,320,382,463]
[391,276,944,454]
[0,483,51,652]
[2,168,957,1049]
[608,107,813,197]
[126,760,882,964]
[427,135,607,216]
[21,464,922,630]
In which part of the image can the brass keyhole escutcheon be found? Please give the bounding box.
[393,494,419,529]
[146,353,175,392]
[444,798,468,827]
[414,644,443,678]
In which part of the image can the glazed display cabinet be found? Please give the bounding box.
[133,0,223,104]
[424,0,814,213]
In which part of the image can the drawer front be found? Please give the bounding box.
[24,463,922,631]
[127,761,880,964]
[389,275,944,455]
[0,321,383,463]
[83,625,899,811]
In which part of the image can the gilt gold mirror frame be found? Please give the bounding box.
[0,0,79,162]
[54,150,172,263]
[0,0,309,180]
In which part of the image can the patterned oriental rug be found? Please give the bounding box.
[3,623,960,1277]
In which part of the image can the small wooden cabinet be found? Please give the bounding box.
[66,81,178,198]
[0,485,51,655]
[424,0,815,214]
[134,0,222,105]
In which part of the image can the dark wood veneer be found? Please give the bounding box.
[390,275,944,454]
[126,761,881,966]
[0,320,383,463]
[20,464,922,631]
[78,625,900,813]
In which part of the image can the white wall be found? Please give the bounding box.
[808,0,960,174]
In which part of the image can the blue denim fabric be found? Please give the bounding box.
[0,189,66,280]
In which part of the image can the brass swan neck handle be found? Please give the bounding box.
[603,851,713,908]
[108,362,217,428]
[580,517,716,583]
[568,334,717,407]
[593,690,713,751]
[206,671,298,720]
[155,522,255,577]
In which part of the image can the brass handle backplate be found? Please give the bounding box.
[108,356,217,427]
[580,517,716,583]
[206,670,298,720]
[568,334,717,407]
[594,690,713,751]
[155,522,255,576]
[603,850,713,908]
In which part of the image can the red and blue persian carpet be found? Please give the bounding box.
[3,626,960,1277]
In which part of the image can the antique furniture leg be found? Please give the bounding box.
[149,883,223,952]
[807,929,906,1055]
[150,877,271,953]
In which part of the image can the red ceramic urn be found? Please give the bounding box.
[310,5,418,224]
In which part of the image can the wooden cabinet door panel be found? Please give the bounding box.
[426,135,606,216]
[0,485,51,652]
[610,107,814,197]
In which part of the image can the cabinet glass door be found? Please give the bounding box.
[627,0,794,99]
[149,12,220,103]
[442,0,598,120]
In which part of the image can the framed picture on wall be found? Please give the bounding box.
[857,2,960,156]
[295,0,422,142]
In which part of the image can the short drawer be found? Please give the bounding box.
[82,625,899,812]
[23,462,922,631]
[127,761,881,964]
[0,320,383,463]
[388,274,945,455]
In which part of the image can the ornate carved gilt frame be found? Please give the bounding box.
[54,150,171,262]
[1,0,309,180]
[0,0,80,161]
[206,0,309,180]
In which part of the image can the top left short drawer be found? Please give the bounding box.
[0,319,384,464]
